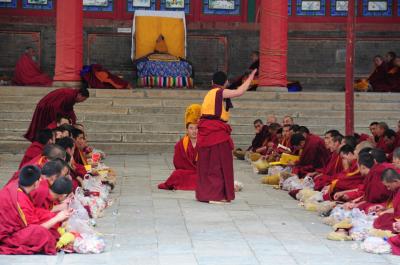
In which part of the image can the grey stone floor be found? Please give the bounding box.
[0,154,400,265]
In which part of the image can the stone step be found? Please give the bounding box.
[1,111,399,126]
[2,86,400,103]
[0,140,174,155]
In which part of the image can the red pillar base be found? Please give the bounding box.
[53,0,83,82]
[259,0,288,87]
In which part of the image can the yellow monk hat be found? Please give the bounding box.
[185,104,201,127]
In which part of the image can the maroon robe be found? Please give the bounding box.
[373,187,400,232]
[12,54,52,87]
[294,134,330,178]
[81,64,130,89]
[158,136,198,191]
[31,179,53,211]
[18,142,44,169]
[196,119,235,202]
[7,155,48,186]
[24,88,79,142]
[314,151,343,191]
[372,66,400,92]
[389,235,400,255]
[0,183,57,255]
[323,160,363,200]
[358,162,394,212]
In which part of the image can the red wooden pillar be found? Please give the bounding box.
[345,0,355,135]
[53,0,83,82]
[259,0,288,87]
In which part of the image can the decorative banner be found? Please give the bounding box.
[209,0,235,10]
[160,0,190,13]
[203,0,240,14]
[0,0,16,9]
[83,0,113,11]
[166,0,184,8]
[296,0,326,16]
[128,0,156,11]
[362,0,392,16]
[23,0,53,10]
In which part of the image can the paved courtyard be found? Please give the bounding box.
[1,154,400,265]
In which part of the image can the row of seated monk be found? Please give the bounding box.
[9,35,191,89]
[0,84,108,254]
[355,51,400,92]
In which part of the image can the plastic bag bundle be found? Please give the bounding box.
[349,212,375,241]
[281,176,303,191]
[296,188,320,202]
[302,176,315,190]
[69,194,90,221]
[360,237,391,254]
[82,175,110,201]
[73,233,106,254]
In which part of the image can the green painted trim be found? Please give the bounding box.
[247,0,256,23]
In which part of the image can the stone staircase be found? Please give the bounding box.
[0,86,400,155]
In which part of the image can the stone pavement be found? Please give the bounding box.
[1,154,400,265]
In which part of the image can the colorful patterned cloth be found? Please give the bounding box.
[138,76,193,88]
[136,60,192,78]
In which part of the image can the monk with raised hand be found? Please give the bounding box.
[19,128,53,169]
[159,104,201,191]
[0,165,72,255]
[196,69,257,204]
[372,168,400,232]
[24,84,89,142]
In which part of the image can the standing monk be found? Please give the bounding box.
[196,69,257,203]
[24,85,89,142]
[158,104,201,191]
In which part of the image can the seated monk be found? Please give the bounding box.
[333,151,374,202]
[19,129,53,169]
[375,122,389,151]
[158,104,201,191]
[290,131,330,177]
[266,114,278,126]
[31,160,71,211]
[256,123,281,156]
[312,130,344,191]
[53,124,74,140]
[389,221,400,255]
[282,115,294,126]
[369,121,380,143]
[323,145,364,201]
[280,124,292,148]
[46,114,71,130]
[7,144,66,185]
[394,148,400,169]
[344,148,393,213]
[229,51,259,91]
[12,47,52,87]
[234,119,269,159]
[372,56,400,92]
[354,55,385,92]
[373,168,400,232]
[81,65,132,89]
[56,137,86,190]
[384,129,400,161]
[0,165,72,255]
[72,128,88,166]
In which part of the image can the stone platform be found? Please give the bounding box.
[1,86,400,155]
[0,154,399,265]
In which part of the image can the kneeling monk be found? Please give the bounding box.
[158,104,201,190]
[0,165,72,255]
[196,69,257,203]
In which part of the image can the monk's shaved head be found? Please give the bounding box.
[42,144,66,161]
[381,168,400,183]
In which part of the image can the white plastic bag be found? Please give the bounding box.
[360,237,391,254]
[73,233,106,254]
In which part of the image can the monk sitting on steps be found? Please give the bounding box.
[158,104,201,191]
[0,165,72,255]
[12,47,52,87]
